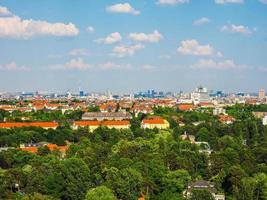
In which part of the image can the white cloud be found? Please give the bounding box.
[0,6,12,16]
[156,0,189,5]
[192,59,237,70]
[259,0,267,4]
[193,17,210,26]
[177,39,214,56]
[86,26,95,33]
[0,61,29,71]
[221,24,253,35]
[0,14,79,39]
[100,62,131,70]
[96,32,122,44]
[49,58,92,71]
[68,49,90,56]
[128,30,163,43]
[111,44,145,57]
[106,3,140,15]
[216,51,224,58]
[142,64,156,70]
[215,0,244,4]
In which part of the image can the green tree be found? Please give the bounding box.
[85,186,117,200]
[190,189,215,200]
[105,167,144,200]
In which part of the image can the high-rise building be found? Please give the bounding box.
[191,85,211,104]
[259,89,265,100]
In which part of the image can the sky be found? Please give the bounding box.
[0,0,267,93]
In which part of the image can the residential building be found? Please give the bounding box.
[72,120,130,131]
[178,104,195,111]
[218,115,235,124]
[185,180,225,200]
[141,117,170,129]
[0,122,58,129]
[213,107,226,116]
[252,112,267,119]
[82,112,132,121]
[19,143,69,157]
[263,115,267,125]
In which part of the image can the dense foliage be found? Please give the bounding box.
[0,105,266,199]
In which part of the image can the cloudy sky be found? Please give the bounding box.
[0,0,266,93]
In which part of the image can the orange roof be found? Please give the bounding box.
[0,122,58,128]
[142,118,165,124]
[74,120,130,126]
[219,115,235,122]
[102,120,130,126]
[178,104,195,111]
[19,144,68,153]
[74,121,100,126]
[20,147,38,153]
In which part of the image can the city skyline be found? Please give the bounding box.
[0,0,267,92]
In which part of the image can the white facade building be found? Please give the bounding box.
[263,116,267,125]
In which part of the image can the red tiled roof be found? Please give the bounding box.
[178,104,195,111]
[74,120,130,126]
[219,115,235,122]
[19,144,68,153]
[0,122,58,128]
[142,118,165,124]
[20,147,38,153]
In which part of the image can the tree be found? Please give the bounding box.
[196,127,210,142]
[105,167,144,200]
[162,170,191,193]
[190,189,215,200]
[22,192,58,200]
[44,158,92,200]
[85,186,117,200]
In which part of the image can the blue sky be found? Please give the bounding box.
[0,0,266,93]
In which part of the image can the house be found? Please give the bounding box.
[252,112,267,119]
[72,120,130,132]
[185,180,225,200]
[141,117,170,129]
[82,112,132,121]
[19,143,69,157]
[99,102,117,112]
[213,107,226,116]
[0,122,58,129]
[180,132,195,143]
[131,104,153,117]
[0,105,16,112]
[218,115,235,124]
[178,104,195,111]
[198,102,215,108]
[263,115,267,125]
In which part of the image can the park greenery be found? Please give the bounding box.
[0,104,266,199]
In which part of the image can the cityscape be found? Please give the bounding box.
[0,1,267,200]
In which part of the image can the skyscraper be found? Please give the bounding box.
[258,89,265,100]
